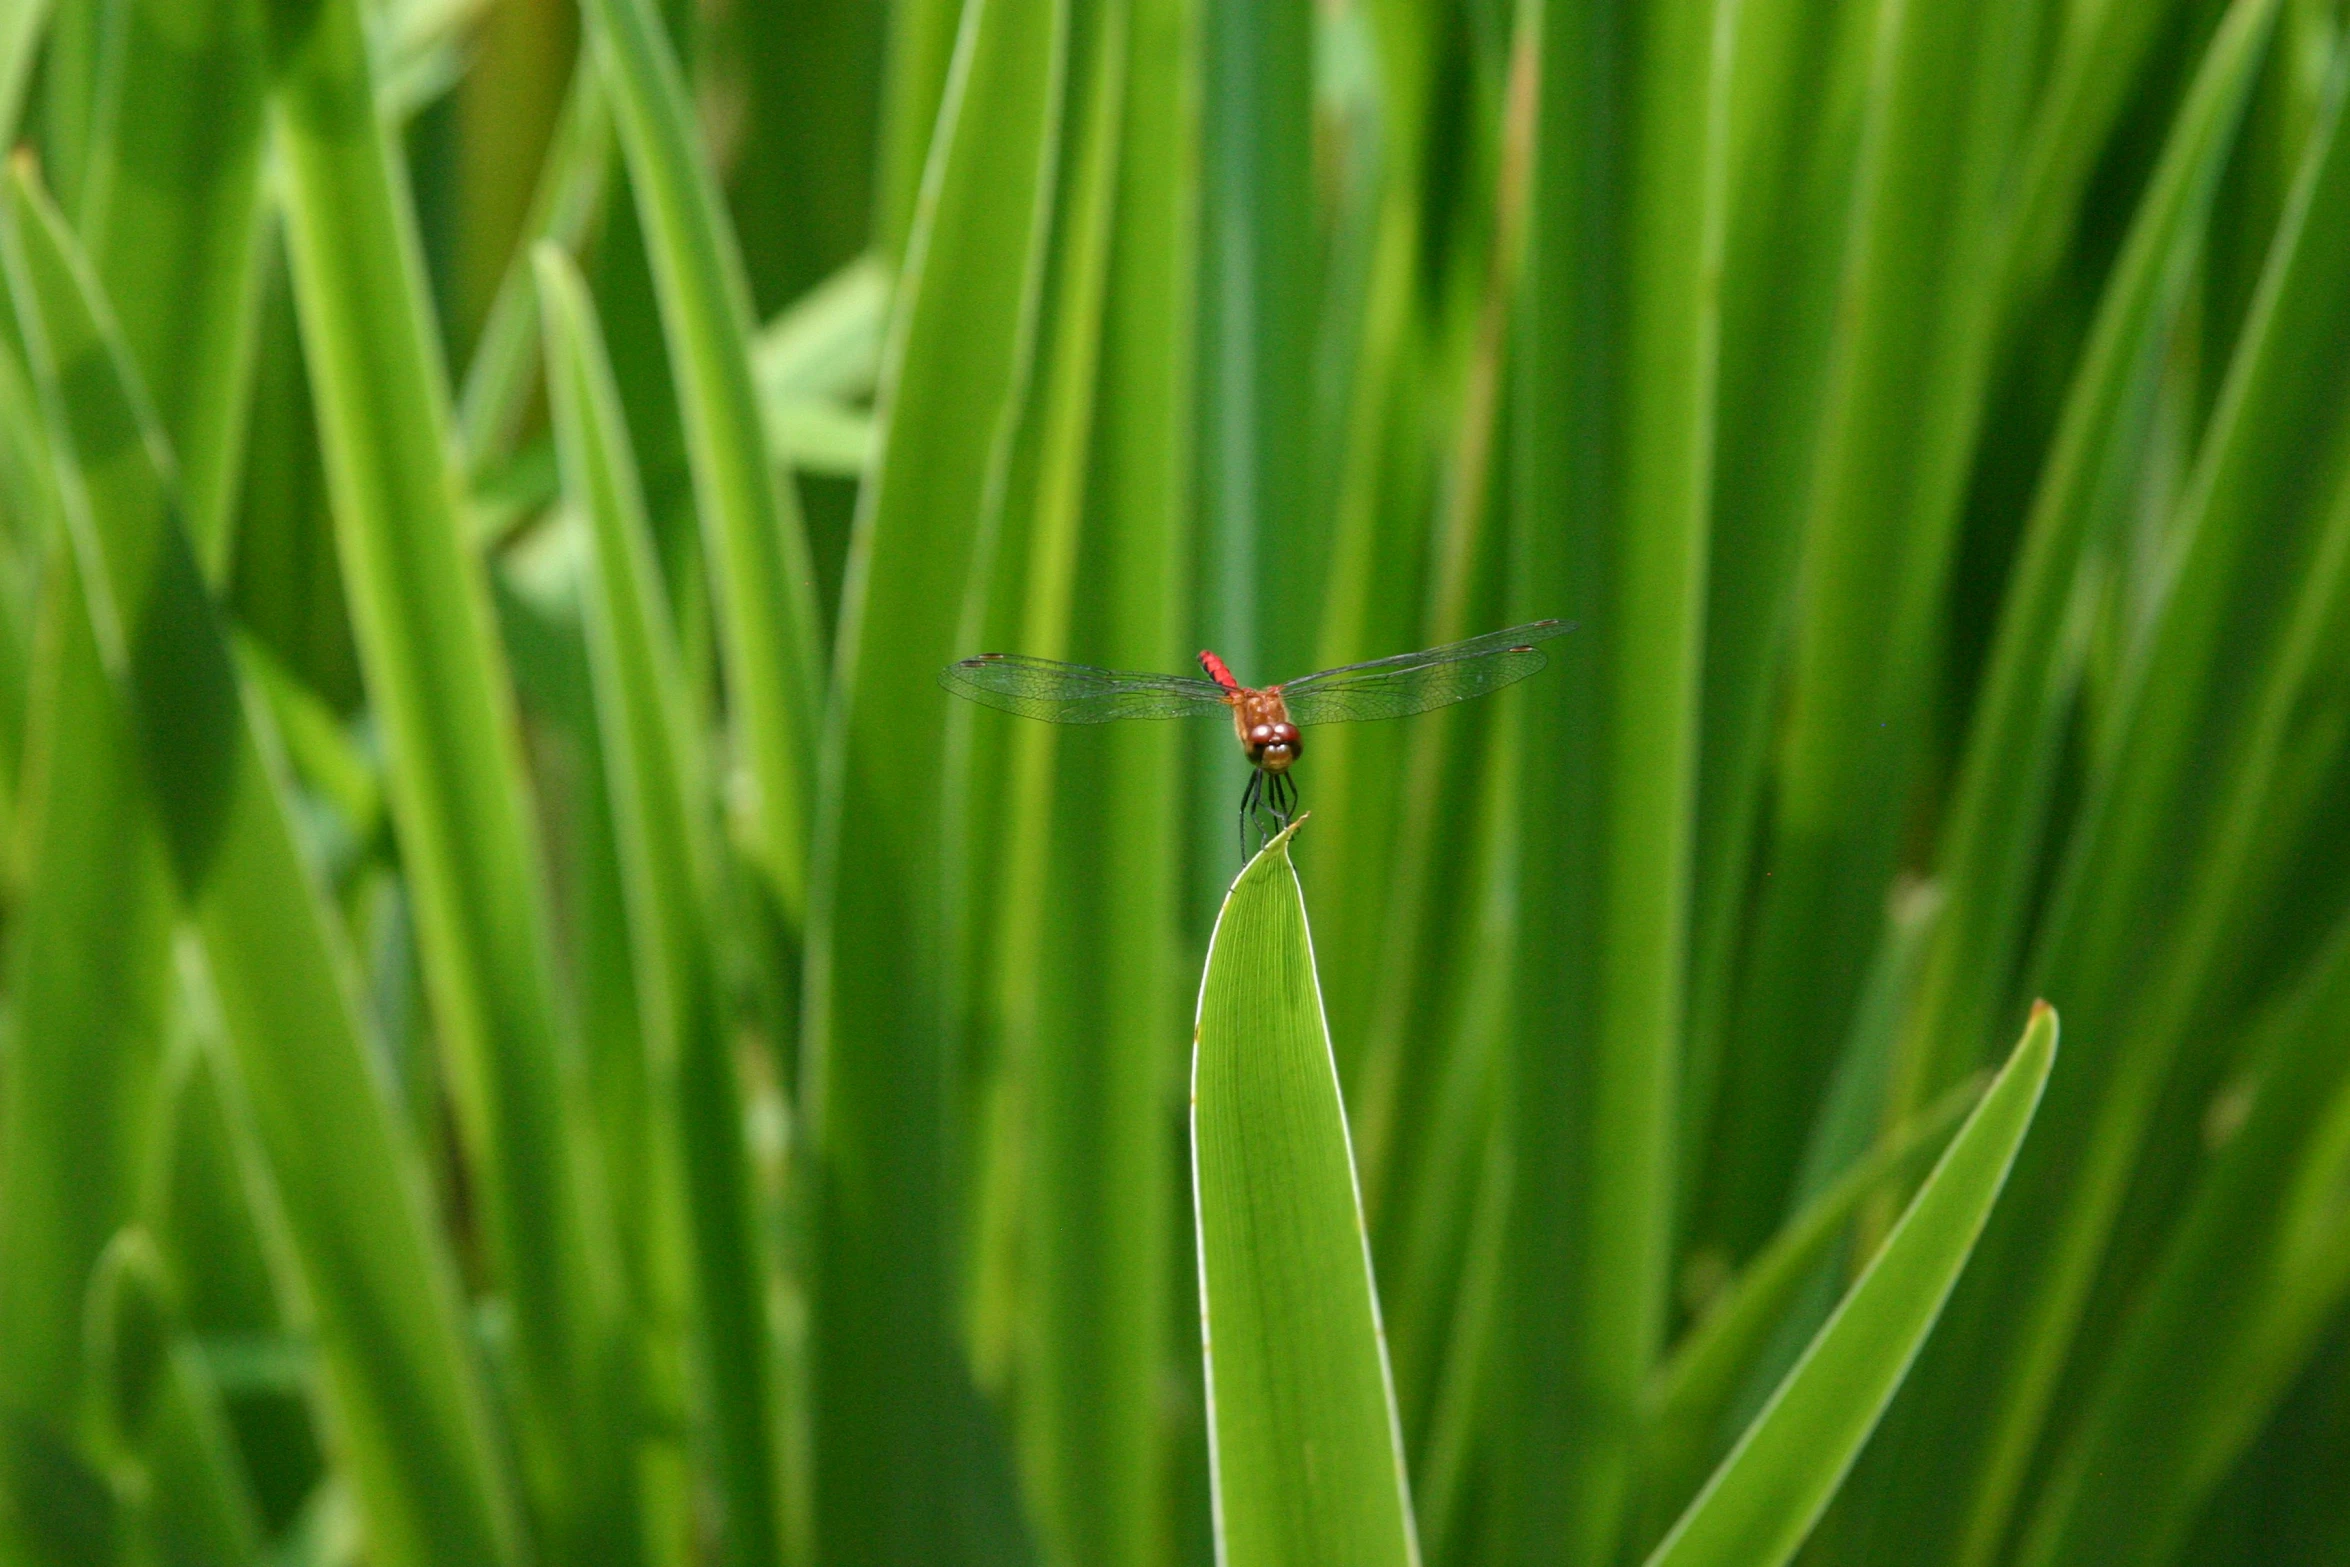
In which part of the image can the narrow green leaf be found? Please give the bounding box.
[751,253,888,409]
[1502,0,1733,1556]
[1,155,523,1567]
[457,58,613,477]
[31,0,119,225]
[874,0,965,259]
[1710,0,2041,1260]
[580,0,825,930]
[148,1040,319,1539]
[0,0,48,143]
[1643,1004,2057,1567]
[232,630,384,856]
[1895,0,2280,1117]
[0,317,47,848]
[966,0,1175,1560]
[1640,1074,1981,1541]
[261,2,637,1555]
[2017,912,2350,1567]
[996,0,1195,1549]
[539,245,785,1567]
[81,0,271,573]
[1193,0,1313,692]
[1908,50,2350,1566]
[1996,0,2200,330]
[1332,17,1530,1241]
[1192,821,1417,1567]
[801,0,1065,1551]
[84,1228,267,1567]
[0,541,174,1559]
[1678,0,1876,1205]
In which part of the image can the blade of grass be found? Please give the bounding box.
[539,245,785,1567]
[1341,15,1532,1222]
[34,0,124,226]
[0,339,44,841]
[1995,0,2202,340]
[1677,0,1877,1216]
[1193,0,1311,690]
[962,0,1187,1559]
[801,0,1066,1552]
[1893,0,2280,1119]
[2017,909,2350,1567]
[1638,1073,1981,1546]
[1,154,525,1567]
[0,541,174,1562]
[83,1229,266,1566]
[1641,1004,2056,1567]
[1500,0,1733,1556]
[457,55,613,477]
[1707,0,2042,1262]
[260,3,636,1554]
[1191,820,1418,1567]
[77,0,269,575]
[1015,0,1193,1543]
[750,254,888,409]
[2174,1304,2350,1567]
[224,252,363,717]
[1934,53,2350,1566]
[580,0,826,931]
[713,0,881,313]
[874,0,967,259]
[0,0,48,142]
[1378,716,1521,1466]
[149,1035,321,1549]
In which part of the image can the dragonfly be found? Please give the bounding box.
[940,619,1574,856]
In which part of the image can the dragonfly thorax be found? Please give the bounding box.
[1232,688,1302,772]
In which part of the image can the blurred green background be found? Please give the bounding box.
[2,0,2349,1561]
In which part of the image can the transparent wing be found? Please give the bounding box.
[939,654,1232,724]
[1278,619,1574,726]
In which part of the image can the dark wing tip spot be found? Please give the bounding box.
[1509,645,1534,653]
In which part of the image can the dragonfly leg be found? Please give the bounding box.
[1238,769,1262,862]
[1267,769,1295,831]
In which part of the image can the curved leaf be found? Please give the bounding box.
[579,0,825,928]
[1192,820,1418,1567]
[537,246,784,1567]
[1640,1072,1983,1534]
[2,154,522,1567]
[1644,1004,2057,1567]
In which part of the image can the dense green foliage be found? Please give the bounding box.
[0,0,2346,1563]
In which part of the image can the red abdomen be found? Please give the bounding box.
[1199,650,1241,691]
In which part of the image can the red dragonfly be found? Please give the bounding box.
[940,619,1573,853]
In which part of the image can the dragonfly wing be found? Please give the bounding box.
[1278,619,1573,726]
[939,654,1230,723]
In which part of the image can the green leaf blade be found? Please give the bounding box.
[537,245,785,1567]
[580,0,825,928]
[0,542,175,1558]
[1193,822,1417,1567]
[82,0,270,571]
[799,0,1065,1552]
[1,156,525,1567]
[260,3,638,1554]
[1645,1004,2058,1567]
[1895,0,2281,1122]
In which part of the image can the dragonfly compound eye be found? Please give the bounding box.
[1255,722,1302,772]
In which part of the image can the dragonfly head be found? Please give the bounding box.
[1247,721,1303,772]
